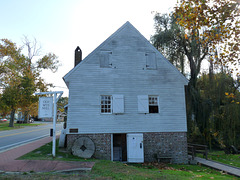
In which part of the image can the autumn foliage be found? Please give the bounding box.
[0,38,59,126]
[174,0,240,75]
[152,0,240,151]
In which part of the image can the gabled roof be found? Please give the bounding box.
[63,21,188,86]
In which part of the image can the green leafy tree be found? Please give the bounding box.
[196,73,240,151]
[57,97,68,112]
[0,38,60,126]
[151,14,186,75]
[1,83,21,127]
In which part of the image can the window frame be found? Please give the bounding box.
[100,95,112,114]
[148,95,159,113]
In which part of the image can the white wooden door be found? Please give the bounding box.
[127,133,144,163]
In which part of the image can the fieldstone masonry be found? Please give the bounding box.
[67,133,111,160]
[67,132,188,164]
[143,132,188,164]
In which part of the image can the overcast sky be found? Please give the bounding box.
[0,0,177,96]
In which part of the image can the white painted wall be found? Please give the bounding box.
[64,22,188,134]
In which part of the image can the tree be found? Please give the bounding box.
[196,73,240,150]
[173,0,240,85]
[1,84,21,127]
[174,0,240,145]
[152,0,240,87]
[0,38,60,126]
[57,97,68,112]
[151,0,240,139]
[151,14,186,75]
[0,39,25,126]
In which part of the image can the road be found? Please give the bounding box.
[0,122,63,152]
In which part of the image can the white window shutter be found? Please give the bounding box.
[146,52,156,69]
[100,51,112,68]
[138,95,149,113]
[113,95,124,113]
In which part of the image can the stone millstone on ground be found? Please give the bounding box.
[72,137,95,158]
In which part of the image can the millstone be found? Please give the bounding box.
[71,137,95,158]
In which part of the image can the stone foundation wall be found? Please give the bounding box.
[143,132,188,164]
[67,132,188,164]
[66,133,111,160]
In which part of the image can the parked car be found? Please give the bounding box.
[29,118,34,123]
[17,118,34,124]
[0,118,7,122]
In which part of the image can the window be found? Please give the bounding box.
[101,95,112,113]
[101,95,124,114]
[100,51,112,68]
[149,96,159,113]
[138,95,159,113]
[146,52,156,69]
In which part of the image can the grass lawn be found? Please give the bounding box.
[0,121,43,131]
[6,141,236,180]
[204,151,240,168]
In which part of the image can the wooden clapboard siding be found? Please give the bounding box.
[64,22,188,134]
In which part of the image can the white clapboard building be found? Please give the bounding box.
[63,22,188,163]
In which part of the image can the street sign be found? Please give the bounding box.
[38,97,53,118]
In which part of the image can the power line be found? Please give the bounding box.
[52,86,68,89]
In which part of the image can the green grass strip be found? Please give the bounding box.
[0,122,43,131]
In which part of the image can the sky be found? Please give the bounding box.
[0,0,177,97]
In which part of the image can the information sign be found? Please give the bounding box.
[38,97,53,118]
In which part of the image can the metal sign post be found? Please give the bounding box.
[35,91,63,157]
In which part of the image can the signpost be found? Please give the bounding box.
[35,91,63,157]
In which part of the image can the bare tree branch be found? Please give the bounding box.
[22,35,41,60]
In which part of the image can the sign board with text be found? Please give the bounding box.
[38,97,53,118]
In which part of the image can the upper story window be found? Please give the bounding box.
[138,95,159,113]
[100,51,112,68]
[101,95,112,113]
[145,52,156,69]
[148,96,159,113]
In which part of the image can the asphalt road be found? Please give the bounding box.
[0,122,63,152]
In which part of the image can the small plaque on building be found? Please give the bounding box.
[38,97,53,118]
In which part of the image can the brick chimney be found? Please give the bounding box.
[75,46,82,67]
